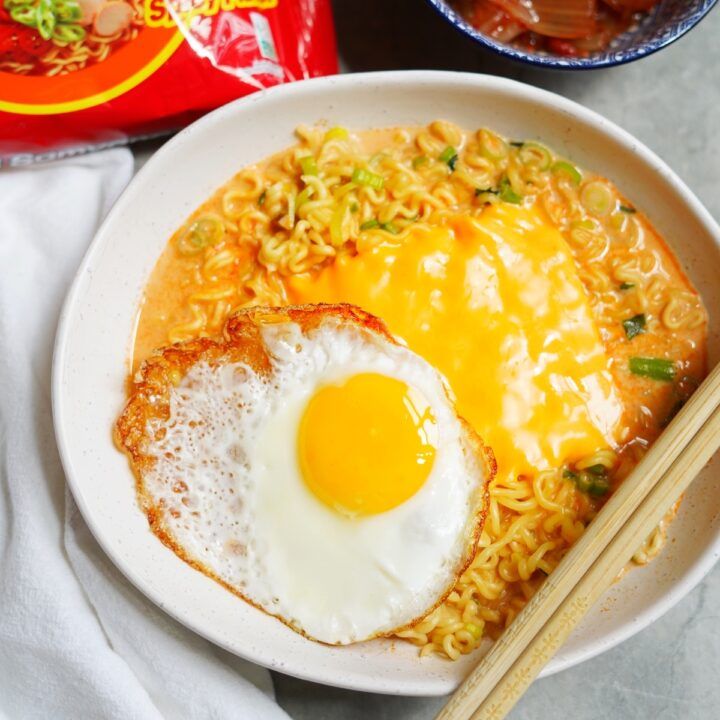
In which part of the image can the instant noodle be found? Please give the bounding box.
[0,0,337,164]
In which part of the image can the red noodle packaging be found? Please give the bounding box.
[0,0,338,165]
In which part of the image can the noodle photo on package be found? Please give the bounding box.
[0,0,143,76]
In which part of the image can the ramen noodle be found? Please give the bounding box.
[132,122,708,660]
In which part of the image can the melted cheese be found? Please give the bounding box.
[288,204,624,483]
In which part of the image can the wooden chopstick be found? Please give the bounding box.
[436,361,720,720]
[469,403,720,720]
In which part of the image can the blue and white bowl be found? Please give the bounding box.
[425,0,718,68]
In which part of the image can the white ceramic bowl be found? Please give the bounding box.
[53,71,720,696]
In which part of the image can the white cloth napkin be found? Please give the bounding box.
[0,150,290,720]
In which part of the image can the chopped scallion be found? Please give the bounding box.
[619,282,635,290]
[351,167,384,190]
[629,357,676,382]
[360,219,380,231]
[299,156,318,176]
[412,155,428,169]
[510,141,524,148]
[620,205,636,214]
[329,202,348,246]
[580,180,614,217]
[575,472,594,494]
[475,187,498,197]
[585,464,608,477]
[588,477,610,496]
[519,142,551,171]
[439,146,458,170]
[479,129,508,160]
[565,467,610,496]
[323,126,349,142]
[623,313,646,340]
[295,186,312,209]
[258,190,266,206]
[380,221,399,234]
[551,160,582,186]
[10,5,37,27]
[499,177,522,204]
[177,215,225,255]
[465,623,482,639]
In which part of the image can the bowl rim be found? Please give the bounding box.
[424,0,719,69]
[52,70,720,695]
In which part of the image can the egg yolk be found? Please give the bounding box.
[298,372,437,516]
[289,204,624,486]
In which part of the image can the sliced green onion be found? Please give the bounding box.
[565,467,609,496]
[619,282,635,290]
[575,472,594,494]
[349,202,358,213]
[580,180,614,217]
[189,215,224,247]
[380,221,399,234]
[509,141,524,148]
[552,160,582,186]
[479,129,508,160]
[629,357,676,382]
[36,0,56,40]
[53,23,85,42]
[323,126,349,142]
[439,146,458,170]
[177,215,225,255]
[329,202,347,246]
[351,167,384,190]
[412,155,428,169]
[299,155,318,176]
[499,177,522,204]
[258,190,266,206]
[295,186,313,210]
[588,476,610,496]
[519,142,551,171]
[54,0,82,22]
[623,313,646,340]
[620,204,636,214]
[10,5,37,26]
[360,219,380,231]
[585,464,608,477]
[475,187,498,197]
[465,623,482,639]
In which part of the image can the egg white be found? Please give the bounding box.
[142,316,485,644]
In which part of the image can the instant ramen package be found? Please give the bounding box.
[0,0,337,165]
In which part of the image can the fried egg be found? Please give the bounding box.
[116,304,493,644]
